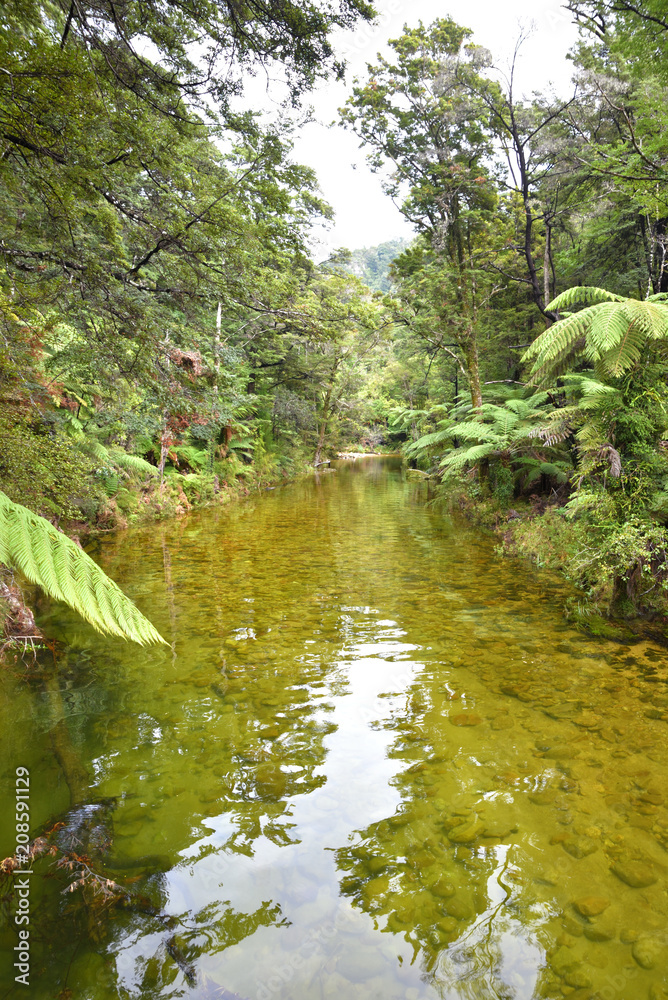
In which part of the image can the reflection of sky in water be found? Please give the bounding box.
[4,459,668,999]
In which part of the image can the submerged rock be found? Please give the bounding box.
[584,919,616,943]
[445,893,475,921]
[632,936,663,970]
[573,896,610,918]
[549,946,580,976]
[449,712,484,727]
[611,859,659,888]
[564,968,594,989]
[447,818,483,843]
[490,715,514,730]
[431,878,456,899]
[562,836,598,859]
[540,744,581,760]
[529,788,558,806]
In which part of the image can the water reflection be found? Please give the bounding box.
[2,460,668,999]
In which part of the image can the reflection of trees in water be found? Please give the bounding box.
[112,897,287,997]
[333,734,550,999]
[207,660,335,854]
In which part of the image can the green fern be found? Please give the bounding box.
[109,449,158,478]
[0,492,166,645]
[79,439,158,480]
[524,287,668,384]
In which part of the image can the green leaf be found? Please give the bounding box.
[0,492,166,645]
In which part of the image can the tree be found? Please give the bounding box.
[340,18,503,408]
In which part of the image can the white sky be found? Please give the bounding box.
[276,0,581,258]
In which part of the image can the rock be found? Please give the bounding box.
[573,712,603,729]
[449,712,484,727]
[632,936,663,970]
[482,819,516,838]
[490,715,514,730]
[561,916,585,937]
[431,879,456,899]
[640,791,664,805]
[535,867,559,886]
[499,683,532,701]
[529,789,557,806]
[549,946,579,976]
[563,836,598,859]
[584,920,616,943]
[565,969,594,989]
[447,819,483,844]
[540,744,581,760]
[445,894,474,921]
[573,896,610,917]
[611,859,659,888]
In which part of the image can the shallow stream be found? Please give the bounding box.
[2,458,668,1000]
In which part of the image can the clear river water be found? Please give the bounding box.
[2,457,668,1000]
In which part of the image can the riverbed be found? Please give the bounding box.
[1,457,668,999]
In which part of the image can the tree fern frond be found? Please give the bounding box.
[0,492,166,645]
[404,425,453,456]
[79,439,110,462]
[547,286,626,311]
[525,292,668,384]
[109,450,159,478]
[440,443,496,470]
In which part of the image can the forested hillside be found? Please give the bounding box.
[336,239,410,292]
[3,0,668,642]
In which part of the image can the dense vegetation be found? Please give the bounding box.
[339,3,668,633]
[3,0,668,640]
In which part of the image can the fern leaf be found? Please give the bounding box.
[440,443,495,470]
[525,292,668,383]
[0,492,166,645]
[547,286,625,311]
[109,450,159,478]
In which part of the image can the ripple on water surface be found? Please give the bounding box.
[2,458,668,1000]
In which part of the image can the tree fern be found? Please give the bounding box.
[0,492,166,645]
[79,440,158,479]
[109,449,158,478]
[523,287,668,384]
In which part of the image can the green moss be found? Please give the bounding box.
[0,414,103,523]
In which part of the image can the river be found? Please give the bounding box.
[1,457,668,999]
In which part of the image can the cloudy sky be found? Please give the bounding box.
[277,0,581,258]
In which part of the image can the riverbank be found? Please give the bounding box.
[437,482,668,643]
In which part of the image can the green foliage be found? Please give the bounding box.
[334,240,410,292]
[0,492,165,644]
[524,288,668,384]
[0,416,103,522]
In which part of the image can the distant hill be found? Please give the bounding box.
[343,238,411,292]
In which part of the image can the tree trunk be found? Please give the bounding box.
[465,335,483,412]
[314,382,334,467]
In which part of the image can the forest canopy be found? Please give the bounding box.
[3,0,668,639]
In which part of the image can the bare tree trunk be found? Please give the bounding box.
[543,221,552,309]
[465,335,483,411]
[314,382,335,466]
